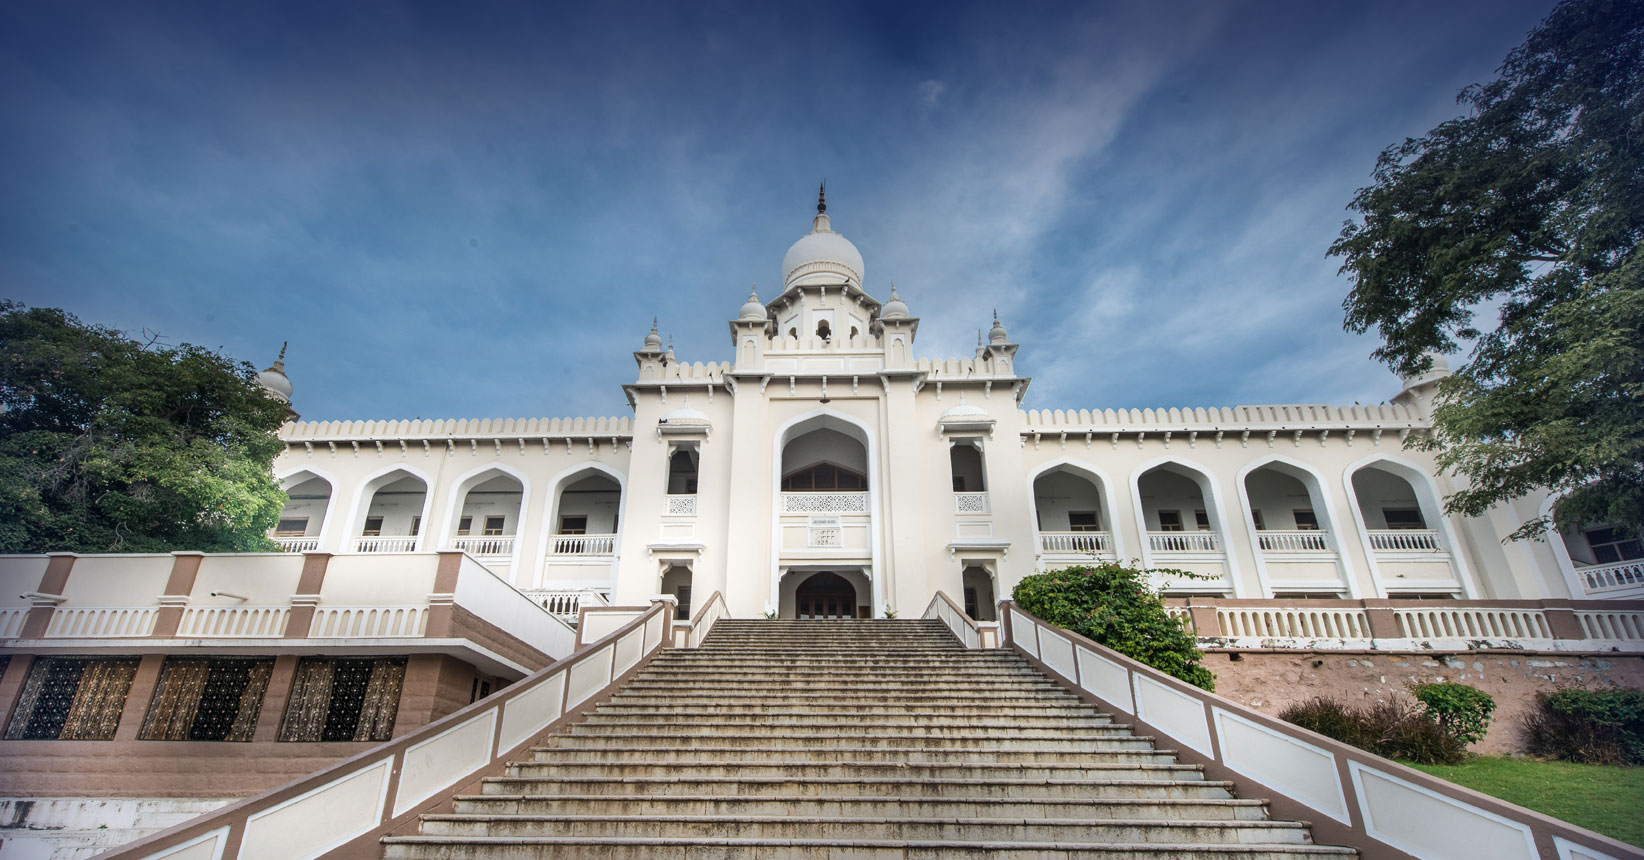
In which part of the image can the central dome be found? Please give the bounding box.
[781,190,864,289]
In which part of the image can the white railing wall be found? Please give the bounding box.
[1149,531,1220,553]
[528,590,609,624]
[1217,606,1371,639]
[1170,597,1644,649]
[177,606,290,638]
[1001,602,1643,860]
[272,536,320,552]
[781,492,868,514]
[309,606,427,638]
[450,535,515,556]
[1039,531,1115,555]
[100,601,672,860]
[1256,530,1331,552]
[1576,610,1644,641]
[354,536,417,553]
[684,591,729,648]
[1367,529,1441,551]
[1393,606,1551,641]
[922,591,982,649]
[43,607,158,638]
[1580,560,1644,593]
[0,607,26,638]
[549,534,617,555]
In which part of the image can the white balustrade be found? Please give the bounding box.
[527,590,610,624]
[1367,529,1441,552]
[1579,559,1644,593]
[44,607,158,638]
[1577,610,1644,641]
[1218,607,1371,639]
[177,606,290,638]
[1393,607,1550,640]
[953,492,989,514]
[354,536,417,553]
[0,608,26,638]
[272,536,320,552]
[450,535,515,556]
[1039,531,1114,554]
[665,495,697,516]
[1256,530,1331,552]
[1149,531,1221,553]
[782,492,868,514]
[309,605,427,638]
[549,533,617,555]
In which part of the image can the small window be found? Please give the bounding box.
[457,515,472,535]
[1157,511,1184,532]
[1293,510,1320,530]
[279,657,406,742]
[408,516,420,537]
[1068,512,1100,532]
[781,463,866,491]
[675,585,692,621]
[1251,510,1265,530]
[275,518,308,537]
[140,657,275,742]
[1585,527,1644,564]
[483,515,506,536]
[559,516,588,535]
[469,677,493,704]
[1194,510,1211,531]
[5,657,140,740]
[361,516,384,537]
[1383,508,1425,530]
[816,319,831,340]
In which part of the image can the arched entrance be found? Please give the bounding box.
[794,572,858,620]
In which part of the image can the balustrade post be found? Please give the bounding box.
[1361,599,1401,639]
[20,553,77,639]
[423,551,466,638]
[284,553,331,639]
[153,551,205,638]
[1184,600,1222,637]
[1538,599,1586,640]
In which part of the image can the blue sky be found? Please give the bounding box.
[1,0,1554,421]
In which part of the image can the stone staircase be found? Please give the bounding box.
[382,619,1355,859]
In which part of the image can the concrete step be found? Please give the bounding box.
[561,723,1144,741]
[593,703,1103,718]
[575,713,1119,729]
[505,760,1203,782]
[382,836,1356,859]
[474,776,1236,800]
[452,793,1263,821]
[527,746,1186,766]
[603,691,1087,707]
[542,733,1161,752]
[412,814,1319,844]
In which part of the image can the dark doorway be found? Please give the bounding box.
[795,572,858,619]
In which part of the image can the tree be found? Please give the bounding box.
[0,302,290,553]
[1330,0,1644,540]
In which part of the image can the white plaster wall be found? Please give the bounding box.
[362,475,427,536]
[1350,469,1424,529]
[1032,470,1105,531]
[277,476,332,536]
[1245,469,1317,530]
[1138,469,1210,531]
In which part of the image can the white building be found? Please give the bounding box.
[262,191,1643,621]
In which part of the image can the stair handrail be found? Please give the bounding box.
[94,599,676,860]
[999,600,1644,860]
[686,590,729,648]
[922,590,982,649]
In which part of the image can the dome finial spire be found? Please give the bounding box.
[817,179,826,214]
[273,340,287,372]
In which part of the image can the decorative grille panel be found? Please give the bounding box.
[140,657,275,742]
[4,657,139,740]
[278,656,406,742]
[782,492,868,514]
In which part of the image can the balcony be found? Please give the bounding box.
[355,535,417,553]
[1038,531,1115,557]
[1578,559,1644,596]
[1363,528,1458,593]
[1367,529,1441,552]
[523,589,611,625]
[781,492,868,514]
[549,534,617,556]
[272,536,319,552]
[450,535,515,557]
[1149,531,1221,553]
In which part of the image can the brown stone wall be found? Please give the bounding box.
[445,605,551,672]
[1207,650,1644,755]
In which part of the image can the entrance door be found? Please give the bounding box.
[795,572,857,619]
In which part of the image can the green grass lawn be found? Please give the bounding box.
[1403,756,1644,848]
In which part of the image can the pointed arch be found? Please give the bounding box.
[435,461,533,574]
[1342,453,1480,598]
[273,465,340,549]
[769,408,882,615]
[532,461,628,581]
[1234,454,1358,598]
[1127,455,1244,596]
[1026,457,1128,562]
[342,463,437,552]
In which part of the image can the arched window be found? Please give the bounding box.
[781,462,866,491]
[816,319,831,340]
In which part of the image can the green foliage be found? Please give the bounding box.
[1279,696,1468,765]
[0,302,290,553]
[1011,563,1214,691]
[1412,682,1496,747]
[1329,0,1644,539]
[1523,688,1644,765]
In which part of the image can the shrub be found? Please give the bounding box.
[1411,682,1496,747]
[1523,689,1644,766]
[1279,696,1467,765]
[1012,563,1214,691]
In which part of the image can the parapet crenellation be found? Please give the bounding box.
[1017,402,1425,430]
[280,416,636,441]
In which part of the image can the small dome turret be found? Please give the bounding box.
[988,310,1009,345]
[642,318,663,351]
[664,335,676,364]
[739,286,767,321]
[881,284,909,320]
[256,342,293,404]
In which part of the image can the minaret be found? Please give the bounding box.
[634,318,666,380]
[730,285,770,371]
[981,310,1019,376]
